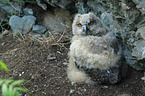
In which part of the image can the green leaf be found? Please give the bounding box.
[0,61,9,73]
[1,0,10,3]
[1,79,14,96]
[0,79,5,85]
[4,79,14,85]
[10,80,29,95]
[0,79,29,96]
[8,84,15,96]
[15,91,21,96]
[15,87,29,93]
[2,83,8,96]
[10,80,25,86]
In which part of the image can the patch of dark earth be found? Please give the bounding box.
[0,34,144,96]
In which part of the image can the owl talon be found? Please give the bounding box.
[108,73,121,84]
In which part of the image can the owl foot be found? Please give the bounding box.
[75,62,122,84]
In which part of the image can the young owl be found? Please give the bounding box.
[67,12,127,84]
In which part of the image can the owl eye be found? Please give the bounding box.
[88,21,93,25]
[77,23,82,27]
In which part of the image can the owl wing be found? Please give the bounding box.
[69,38,120,70]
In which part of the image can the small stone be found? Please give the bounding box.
[70,89,75,94]
[101,12,120,30]
[31,75,35,79]
[19,74,22,76]
[9,15,36,35]
[1,42,5,46]
[0,2,21,14]
[87,1,105,14]
[132,41,145,59]
[32,25,46,34]
[71,82,75,85]
[43,7,72,33]
[104,86,109,89]
[29,32,42,37]
[132,0,145,14]
[9,15,23,34]
[136,26,145,40]
[23,8,33,15]
[36,0,47,10]
[22,72,24,74]
[22,16,36,34]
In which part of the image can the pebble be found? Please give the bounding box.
[70,89,75,94]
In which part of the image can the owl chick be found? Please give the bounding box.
[67,12,127,84]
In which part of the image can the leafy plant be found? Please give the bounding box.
[0,61,8,73]
[0,61,29,96]
[0,79,29,96]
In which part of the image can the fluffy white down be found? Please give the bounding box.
[67,12,121,84]
[67,57,94,84]
[67,33,121,84]
[70,33,120,70]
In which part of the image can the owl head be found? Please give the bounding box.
[72,12,108,36]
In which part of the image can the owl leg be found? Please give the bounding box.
[107,68,121,84]
[75,61,121,84]
[108,56,128,84]
[67,57,94,84]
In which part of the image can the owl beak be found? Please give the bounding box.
[83,25,89,34]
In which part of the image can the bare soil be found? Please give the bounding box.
[0,34,144,96]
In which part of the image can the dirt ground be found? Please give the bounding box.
[0,34,144,96]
